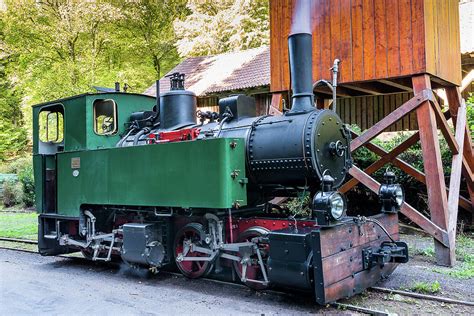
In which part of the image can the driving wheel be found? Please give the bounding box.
[232,226,270,290]
[174,223,213,278]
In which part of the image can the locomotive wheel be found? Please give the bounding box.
[174,223,213,279]
[232,226,270,290]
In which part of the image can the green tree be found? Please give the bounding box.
[118,0,189,78]
[1,0,126,103]
[174,0,269,57]
[0,11,28,161]
[0,57,28,161]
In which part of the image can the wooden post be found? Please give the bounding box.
[316,97,325,109]
[269,93,283,115]
[447,100,467,251]
[445,87,474,213]
[412,75,454,266]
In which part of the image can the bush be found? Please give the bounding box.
[2,180,23,207]
[0,156,31,174]
[0,156,35,207]
[18,164,35,207]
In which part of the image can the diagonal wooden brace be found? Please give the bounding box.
[447,100,466,244]
[346,131,472,212]
[351,89,433,152]
[445,87,474,210]
[341,132,419,193]
[347,166,450,247]
[430,98,459,155]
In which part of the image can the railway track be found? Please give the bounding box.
[1,237,472,314]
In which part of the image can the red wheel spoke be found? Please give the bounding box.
[174,223,211,279]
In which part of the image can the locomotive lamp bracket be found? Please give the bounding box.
[312,171,347,226]
[379,169,405,213]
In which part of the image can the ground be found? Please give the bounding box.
[1,209,473,315]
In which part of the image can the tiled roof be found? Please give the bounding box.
[144,46,270,97]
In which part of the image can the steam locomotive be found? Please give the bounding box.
[33,32,408,304]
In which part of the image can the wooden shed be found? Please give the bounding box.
[271,0,461,93]
[270,0,473,266]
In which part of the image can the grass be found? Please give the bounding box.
[408,232,474,280]
[431,237,474,279]
[0,211,38,240]
[409,281,441,294]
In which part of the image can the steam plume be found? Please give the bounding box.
[290,0,313,35]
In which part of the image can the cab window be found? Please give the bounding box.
[39,108,64,143]
[93,99,117,135]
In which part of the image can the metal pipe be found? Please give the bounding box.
[371,287,474,307]
[331,59,340,113]
[133,129,147,146]
[155,79,160,116]
[287,33,314,114]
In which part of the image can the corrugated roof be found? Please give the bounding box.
[460,1,474,54]
[144,46,270,97]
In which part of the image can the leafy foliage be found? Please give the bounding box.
[467,93,474,139]
[119,0,189,77]
[18,163,35,207]
[0,57,28,161]
[0,0,196,160]
[174,0,269,57]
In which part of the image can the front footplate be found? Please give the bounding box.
[311,213,407,304]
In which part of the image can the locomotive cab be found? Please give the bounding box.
[32,92,156,254]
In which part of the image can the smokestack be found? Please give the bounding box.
[288,32,314,114]
[287,0,314,114]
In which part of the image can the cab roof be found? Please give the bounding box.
[32,92,156,108]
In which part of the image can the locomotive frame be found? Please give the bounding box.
[32,32,409,304]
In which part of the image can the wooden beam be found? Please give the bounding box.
[445,87,474,211]
[313,86,365,97]
[378,79,413,92]
[348,131,472,212]
[429,98,459,155]
[269,93,283,115]
[461,69,474,92]
[341,132,419,193]
[445,88,474,166]
[348,166,449,247]
[351,89,432,152]
[447,100,466,245]
[342,83,383,95]
[412,74,453,266]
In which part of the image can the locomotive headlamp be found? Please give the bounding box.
[312,172,347,225]
[379,170,404,213]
